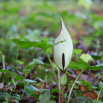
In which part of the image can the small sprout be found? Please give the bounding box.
[70,80,73,83]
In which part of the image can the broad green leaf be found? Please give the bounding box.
[14,75,24,81]
[75,96,87,103]
[81,79,92,89]
[24,79,37,84]
[46,71,54,83]
[80,53,93,63]
[92,100,103,103]
[29,59,44,65]
[11,94,20,101]
[33,67,46,79]
[12,37,64,52]
[39,89,49,92]
[69,57,90,70]
[69,58,103,70]
[89,64,103,70]
[0,92,10,102]
[73,49,82,55]
[0,92,8,98]
[16,60,24,65]
[25,84,38,97]
[78,0,92,9]
[98,81,103,88]
[39,92,51,103]
[64,92,67,99]
[0,70,24,80]
[91,55,102,60]
[45,101,56,103]
[24,59,44,76]
[46,47,52,54]
[51,88,58,93]
[69,61,82,70]
[78,58,90,70]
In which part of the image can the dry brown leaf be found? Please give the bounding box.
[34,91,40,95]
[80,85,100,100]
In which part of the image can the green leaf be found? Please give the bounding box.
[46,71,54,83]
[69,57,90,70]
[24,59,44,76]
[0,92,10,102]
[25,84,38,97]
[89,64,103,70]
[11,94,20,101]
[39,92,51,103]
[78,0,92,9]
[98,81,103,88]
[45,101,56,103]
[80,53,93,63]
[92,100,103,103]
[46,47,52,54]
[29,59,44,65]
[75,96,87,102]
[69,58,103,70]
[91,55,102,60]
[64,92,67,99]
[14,75,24,81]
[16,60,24,65]
[0,70,24,80]
[81,79,92,89]
[69,61,82,70]
[51,88,58,93]
[24,79,37,84]
[12,37,65,52]
[73,49,82,55]
[69,57,89,70]
[78,58,90,70]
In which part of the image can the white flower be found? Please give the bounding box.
[53,16,73,71]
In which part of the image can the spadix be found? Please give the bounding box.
[53,16,73,71]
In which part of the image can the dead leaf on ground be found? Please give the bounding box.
[80,85,100,100]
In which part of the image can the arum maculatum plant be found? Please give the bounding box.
[53,16,73,103]
[12,15,103,103]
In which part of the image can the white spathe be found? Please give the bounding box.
[53,16,73,70]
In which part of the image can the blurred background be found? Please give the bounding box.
[0,0,103,65]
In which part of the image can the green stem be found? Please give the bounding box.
[67,69,84,103]
[2,55,5,70]
[46,52,60,102]
[12,78,16,90]
[40,75,48,89]
[46,52,58,87]
[58,68,61,103]
[62,86,64,103]
[21,84,26,100]
[97,87,102,100]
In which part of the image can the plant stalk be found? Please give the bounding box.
[40,75,48,89]
[67,69,84,103]
[62,86,64,103]
[2,55,5,70]
[58,68,61,103]
[97,87,102,100]
[46,52,58,85]
[21,84,26,100]
[46,52,60,102]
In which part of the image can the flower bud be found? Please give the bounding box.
[61,73,67,86]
